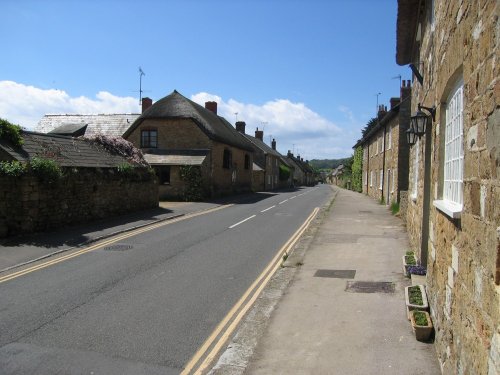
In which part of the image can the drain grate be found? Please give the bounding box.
[345,281,394,293]
[314,269,356,279]
[104,244,133,251]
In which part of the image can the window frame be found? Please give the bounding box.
[140,129,158,148]
[223,149,232,169]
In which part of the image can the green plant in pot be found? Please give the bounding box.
[410,310,433,341]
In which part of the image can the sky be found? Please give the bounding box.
[0,0,409,160]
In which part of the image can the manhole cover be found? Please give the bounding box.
[345,281,394,293]
[104,244,133,251]
[314,269,356,279]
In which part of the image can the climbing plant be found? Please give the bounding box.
[351,146,363,192]
[279,164,291,181]
[179,166,204,201]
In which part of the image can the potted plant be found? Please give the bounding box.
[410,310,433,341]
[405,285,429,319]
[408,265,427,276]
[403,251,417,277]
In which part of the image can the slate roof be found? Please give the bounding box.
[238,132,291,169]
[0,131,134,168]
[36,114,140,138]
[144,149,209,166]
[124,91,253,152]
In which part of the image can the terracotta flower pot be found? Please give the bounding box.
[410,310,433,341]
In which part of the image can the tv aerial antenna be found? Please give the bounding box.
[138,67,145,105]
[392,74,402,88]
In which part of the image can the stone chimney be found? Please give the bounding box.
[271,138,276,150]
[205,101,218,115]
[142,97,153,113]
[377,105,387,119]
[255,127,263,141]
[401,80,411,100]
[235,121,246,134]
[390,97,400,109]
[287,150,293,157]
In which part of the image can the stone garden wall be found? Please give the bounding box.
[0,168,158,237]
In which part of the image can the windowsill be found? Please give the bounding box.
[433,200,462,219]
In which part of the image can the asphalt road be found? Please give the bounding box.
[0,185,332,374]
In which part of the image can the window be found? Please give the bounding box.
[141,129,157,148]
[412,138,420,200]
[365,171,368,186]
[370,170,374,187]
[223,149,232,169]
[244,154,250,170]
[154,166,170,185]
[434,80,464,218]
[379,170,383,190]
[387,127,392,150]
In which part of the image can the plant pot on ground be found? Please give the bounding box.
[403,252,417,277]
[404,285,429,319]
[410,310,433,342]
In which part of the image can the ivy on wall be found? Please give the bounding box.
[351,146,363,193]
[179,165,204,201]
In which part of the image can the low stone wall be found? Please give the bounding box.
[0,168,158,238]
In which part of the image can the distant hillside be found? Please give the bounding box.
[309,158,350,170]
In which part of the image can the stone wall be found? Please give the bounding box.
[0,168,158,238]
[405,1,499,374]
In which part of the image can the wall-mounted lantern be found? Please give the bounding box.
[410,103,436,137]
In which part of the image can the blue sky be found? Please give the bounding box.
[0,0,409,160]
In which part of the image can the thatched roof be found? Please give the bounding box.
[124,91,253,152]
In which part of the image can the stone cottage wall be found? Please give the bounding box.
[0,168,158,238]
[407,1,499,374]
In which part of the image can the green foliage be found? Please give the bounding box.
[361,117,379,138]
[179,166,203,201]
[391,201,400,215]
[309,158,351,170]
[413,311,428,326]
[0,160,26,177]
[0,118,24,146]
[405,255,417,266]
[351,146,363,192]
[117,162,134,174]
[279,164,291,181]
[29,157,62,182]
[408,286,423,305]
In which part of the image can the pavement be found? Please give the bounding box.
[211,186,441,375]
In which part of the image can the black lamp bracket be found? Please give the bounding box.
[418,104,436,122]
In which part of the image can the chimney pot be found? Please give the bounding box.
[235,121,246,133]
[205,101,218,115]
[142,97,153,113]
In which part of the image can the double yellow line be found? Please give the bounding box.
[182,207,320,375]
[0,205,232,284]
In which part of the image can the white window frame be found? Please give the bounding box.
[379,169,383,190]
[365,171,368,186]
[370,171,373,187]
[434,80,464,218]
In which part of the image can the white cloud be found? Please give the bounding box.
[0,81,353,159]
[191,92,349,159]
[0,81,140,130]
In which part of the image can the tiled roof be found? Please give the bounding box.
[36,114,140,138]
[0,131,133,168]
[238,132,291,169]
[144,149,209,166]
[124,91,253,152]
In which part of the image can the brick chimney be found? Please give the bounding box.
[271,138,276,150]
[255,127,263,141]
[235,121,246,134]
[205,101,218,115]
[390,97,400,109]
[142,97,153,113]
